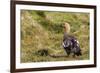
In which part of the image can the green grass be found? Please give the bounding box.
[20,10,90,63]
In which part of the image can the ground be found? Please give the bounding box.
[20,10,90,63]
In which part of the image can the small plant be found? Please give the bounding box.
[36,49,49,56]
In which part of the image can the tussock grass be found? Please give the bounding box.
[20,10,90,63]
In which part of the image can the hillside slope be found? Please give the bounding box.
[20,10,90,63]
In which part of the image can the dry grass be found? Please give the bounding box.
[20,10,90,63]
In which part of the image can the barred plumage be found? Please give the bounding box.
[62,22,82,57]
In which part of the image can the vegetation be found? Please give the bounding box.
[20,10,90,63]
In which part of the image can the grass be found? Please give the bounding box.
[20,10,90,63]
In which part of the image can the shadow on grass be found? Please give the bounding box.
[49,54,68,58]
